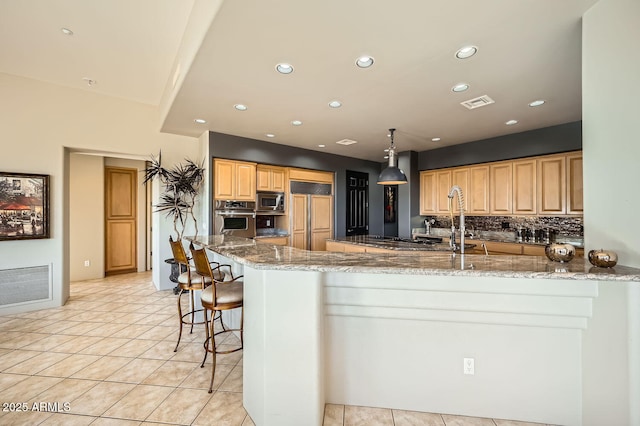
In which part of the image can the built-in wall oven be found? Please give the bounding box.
[213,200,256,238]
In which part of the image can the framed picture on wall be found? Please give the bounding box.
[0,172,50,241]
[384,185,396,223]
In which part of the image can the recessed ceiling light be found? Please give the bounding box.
[452,83,469,93]
[455,46,478,59]
[506,119,519,125]
[291,120,303,126]
[336,139,357,146]
[328,100,342,108]
[528,100,546,107]
[276,63,294,74]
[432,137,441,142]
[194,118,207,124]
[356,56,374,68]
[234,104,248,111]
[318,144,326,148]
[61,27,74,36]
[265,133,275,138]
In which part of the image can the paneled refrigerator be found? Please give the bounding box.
[289,181,333,251]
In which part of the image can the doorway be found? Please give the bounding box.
[345,170,369,236]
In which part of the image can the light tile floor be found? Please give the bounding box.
[0,272,550,426]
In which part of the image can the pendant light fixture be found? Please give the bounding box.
[377,128,408,185]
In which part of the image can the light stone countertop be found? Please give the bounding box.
[186,235,640,282]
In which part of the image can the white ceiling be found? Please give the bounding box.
[0,0,598,162]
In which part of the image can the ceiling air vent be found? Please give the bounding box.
[336,139,358,146]
[461,95,495,110]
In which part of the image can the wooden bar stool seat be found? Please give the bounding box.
[169,236,228,352]
[190,243,243,393]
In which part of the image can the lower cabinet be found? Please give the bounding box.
[255,236,289,246]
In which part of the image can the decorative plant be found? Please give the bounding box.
[143,151,205,239]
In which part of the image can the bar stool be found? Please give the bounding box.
[190,243,244,393]
[169,237,227,352]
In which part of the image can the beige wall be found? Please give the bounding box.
[0,72,200,314]
[69,154,105,280]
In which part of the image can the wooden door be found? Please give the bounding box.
[468,166,490,214]
[419,171,436,214]
[346,170,368,236]
[214,159,235,199]
[512,159,537,214]
[105,167,137,275]
[490,163,512,214]
[451,168,469,213]
[537,156,566,214]
[566,153,583,215]
[311,195,333,251]
[234,162,256,200]
[291,194,307,250]
[436,170,452,214]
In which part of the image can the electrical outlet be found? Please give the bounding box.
[84,260,90,267]
[463,357,475,375]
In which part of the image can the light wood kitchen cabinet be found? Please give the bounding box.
[214,159,256,201]
[522,244,546,256]
[467,165,490,214]
[483,241,523,255]
[310,195,333,251]
[566,153,583,214]
[490,162,512,214]
[420,171,437,214]
[256,165,286,192]
[537,155,566,214]
[419,151,582,217]
[255,236,289,246]
[288,168,333,184]
[325,241,345,252]
[512,159,537,215]
[451,168,469,213]
[436,170,452,214]
[291,194,308,250]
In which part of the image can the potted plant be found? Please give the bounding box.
[143,152,205,292]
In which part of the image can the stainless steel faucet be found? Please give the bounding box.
[424,218,435,235]
[447,185,465,255]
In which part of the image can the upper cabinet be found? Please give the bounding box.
[566,153,583,215]
[419,151,582,217]
[537,155,566,214]
[213,159,256,201]
[419,171,437,214]
[467,165,490,214]
[257,165,286,192]
[512,159,537,215]
[490,162,512,215]
[419,170,452,215]
[450,168,469,213]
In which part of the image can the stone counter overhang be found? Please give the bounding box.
[187,234,640,281]
[186,235,640,425]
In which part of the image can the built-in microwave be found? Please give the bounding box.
[256,191,285,214]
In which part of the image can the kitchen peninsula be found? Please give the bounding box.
[188,235,640,426]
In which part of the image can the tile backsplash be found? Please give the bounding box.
[424,215,584,237]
